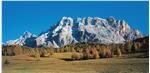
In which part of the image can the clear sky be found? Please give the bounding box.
[2,1,149,43]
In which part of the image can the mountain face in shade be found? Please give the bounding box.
[5,31,37,47]
[5,17,143,48]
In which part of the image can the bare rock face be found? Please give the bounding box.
[5,17,143,48]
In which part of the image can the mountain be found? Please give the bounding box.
[5,31,37,47]
[5,16,143,48]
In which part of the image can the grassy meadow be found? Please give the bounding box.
[2,36,149,73]
[2,53,149,73]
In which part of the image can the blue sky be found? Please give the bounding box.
[2,1,149,42]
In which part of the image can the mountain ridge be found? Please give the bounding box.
[5,16,143,48]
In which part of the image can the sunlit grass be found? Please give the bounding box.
[2,53,149,73]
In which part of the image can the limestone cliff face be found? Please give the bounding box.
[5,17,143,48]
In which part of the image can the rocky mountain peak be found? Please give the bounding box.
[5,16,143,48]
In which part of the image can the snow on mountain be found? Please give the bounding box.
[5,16,143,48]
[6,31,37,47]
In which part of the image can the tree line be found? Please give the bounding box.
[2,36,149,60]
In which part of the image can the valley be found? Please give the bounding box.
[2,36,149,73]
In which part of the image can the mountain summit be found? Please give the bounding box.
[5,17,143,48]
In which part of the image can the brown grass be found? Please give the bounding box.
[2,53,149,73]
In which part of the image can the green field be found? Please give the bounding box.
[2,53,149,73]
